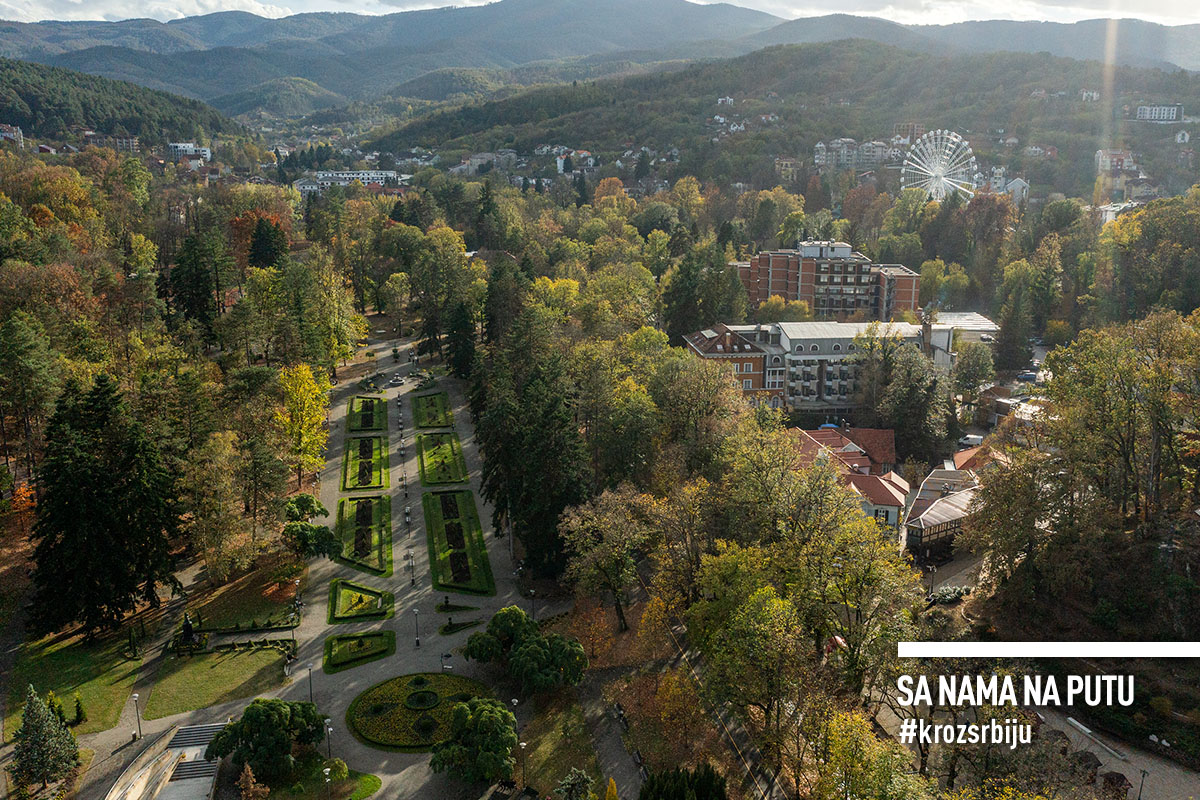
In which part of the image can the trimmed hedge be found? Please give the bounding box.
[327,579,394,624]
[335,496,393,576]
[416,432,467,485]
[341,435,390,491]
[412,392,453,428]
[423,490,495,596]
[323,632,395,674]
[347,395,387,432]
[345,672,490,751]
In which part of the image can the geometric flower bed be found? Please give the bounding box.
[327,579,394,624]
[341,435,389,491]
[336,496,393,576]
[323,632,395,674]
[422,490,495,596]
[348,395,387,432]
[345,672,490,751]
[416,432,467,485]
[412,392,453,428]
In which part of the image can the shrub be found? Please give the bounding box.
[326,758,349,782]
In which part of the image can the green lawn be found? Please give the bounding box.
[4,626,142,742]
[335,496,393,576]
[187,564,307,632]
[416,432,467,485]
[143,648,286,720]
[323,632,395,674]
[347,396,386,432]
[279,749,381,800]
[412,392,453,428]
[423,490,495,596]
[327,579,394,624]
[524,690,602,792]
[341,436,389,491]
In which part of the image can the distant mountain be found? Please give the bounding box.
[1,0,779,104]
[4,2,1200,118]
[0,56,236,142]
[211,77,344,117]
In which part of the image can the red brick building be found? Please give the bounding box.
[682,323,785,407]
[736,241,920,321]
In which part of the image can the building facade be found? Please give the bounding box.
[1136,104,1183,122]
[737,242,919,321]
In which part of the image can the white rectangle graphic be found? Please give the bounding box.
[898,642,1200,658]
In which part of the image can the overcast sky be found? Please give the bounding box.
[2,0,1196,28]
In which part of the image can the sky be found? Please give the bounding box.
[1,0,1197,28]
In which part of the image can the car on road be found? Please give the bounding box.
[1016,371,1038,383]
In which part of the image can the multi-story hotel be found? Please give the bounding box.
[735,242,919,321]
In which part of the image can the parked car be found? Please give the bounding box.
[1016,371,1038,383]
[958,434,984,447]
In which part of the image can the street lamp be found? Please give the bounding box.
[324,717,333,760]
[291,579,301,644]
[529,589,536,621]
[406,549,414,586]
[413,607,420,648]
[518,741,527,787]
[131,692,143,739]
[323,767,331,800]
[1137,769,1149,800]
[306,662,314,704]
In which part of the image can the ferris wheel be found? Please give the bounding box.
[901,129,977,202]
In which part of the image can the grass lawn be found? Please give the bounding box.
[187,563,307,632]
[416,432,467,485]
[412,392,453,428]
[327,580,394,624]
[345,673,490,751]
[522,690,602,792]
[423,491,495,596]
[143,648,285,720]
[4,625,143,742]
[347,396,386,432]
[323,632,395,674]
[335,496,393,576]
[341,436,389,491]
[278,750,381,800]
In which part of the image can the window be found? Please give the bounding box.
[810,344,819,352]
[832,344,841,351]
[771,356,782,365]
[848,344,856,352]
[742,379,752,390]
[874,508,891,523]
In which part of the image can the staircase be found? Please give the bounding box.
[167,724,227,782]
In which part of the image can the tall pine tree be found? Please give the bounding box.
[31,375,179,633]
[12,685,78,788]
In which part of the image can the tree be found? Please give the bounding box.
[996,260,1035,370]
[556,768,595,800]
[275,364,329,489]
[952,341,995,401]
[429,698,517,784]
[380,272,410,334]
[753,296,812,323]
[638,764,726,800]
[237,764,270,800]
[248,217,288,270]
[205,699,325,783]
[183,431,252,582]
[508,632,587,693]
[31,375,179,633]
[811,712,935,800]
[605,778,619,800]
[172,230,233,333]
[0,311,59,484]
[11,685,78,788]
[560,486,651,631]
[446,300,476,378]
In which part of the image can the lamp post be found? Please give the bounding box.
[1137,769,1149,800]
[518,741,527,787]
[131,692,143,739]
[324,717,333,760]
[407,549,414,586]
[529,589,536,621]
[306,662,314,704]
[323,767,331,800]
[413,607,420,648]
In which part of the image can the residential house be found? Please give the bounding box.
[1176,130,1191,144]
[774,156,800,183]
[804,426,897,475]
[903,485,978,560]
[0,123,24,148]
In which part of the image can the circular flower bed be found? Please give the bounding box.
[346,673,490,751]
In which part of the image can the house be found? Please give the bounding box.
[792,429,909,529]
[804,426,897,475]
[1136,104,1183,122]
[903,486,977,560]
[1125,177,1163,202]
[1080,89,1100,102]
[717,96,734,105]
[1176,130,1191,144]
[1004,177,1030,206]
[774,157,800,183]
[37,144,56,154]
[1095,148,1136,174]
[168,142,212,162]
[682,323,777,405]
[1002,135,1020,148]
[0,123,24,148]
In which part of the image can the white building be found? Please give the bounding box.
[313,170,402,190]
[1137,104,1183,122]
[168,142,212,162]
[0,123,24,149]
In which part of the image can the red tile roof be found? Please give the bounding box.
[842,427,896,469]
[845,473,906,508]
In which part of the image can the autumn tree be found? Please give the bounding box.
[274,364,329,489]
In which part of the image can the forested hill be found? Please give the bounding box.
[371,41,1200,195]
[0,57,236,142]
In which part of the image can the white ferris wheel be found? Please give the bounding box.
[901,129,977,202]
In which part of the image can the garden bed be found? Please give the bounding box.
[412,392,453,428]
[336,496,393,575]
[341,436,389,491]
[416,432,467,485]
[328,580,394,624]
[323,632,396,674]
[345,673,490,751]
[347,396,387,432]
[423,491,495,596]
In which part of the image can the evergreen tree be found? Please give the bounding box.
[248,217,289,270]
[0,312,60,483]
[574,173,589,208]
[556,768,594,800]
[12,685,78,788]
[429,698,517,784]
[446,301,476,378]
[484,257,528,343]
[635,149,651,181]
[31,375,179,633]
[172,231,233,334]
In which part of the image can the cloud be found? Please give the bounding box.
[0,0,291,21]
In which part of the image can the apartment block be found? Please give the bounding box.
[736,242,920,321]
